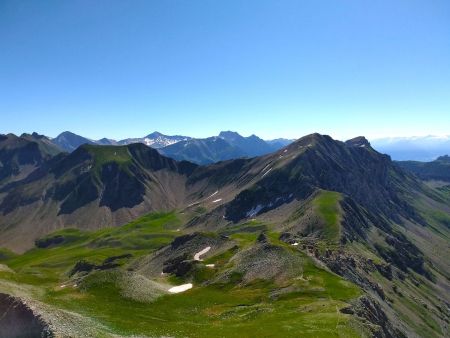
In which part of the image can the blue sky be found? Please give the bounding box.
[1,0,449,140]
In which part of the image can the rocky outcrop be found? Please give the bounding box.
[342,295,406,338]
[35,235,65,248]
[0,293,53,338]
[219,240,305,285]
[134,233,234,278]
[70,254,133,276]
[374,231,432,280]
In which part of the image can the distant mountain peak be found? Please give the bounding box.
[217,131,273,158]
[219,130,240,136]
[57,131,82,138]
[96,138,117,145]
[20,132,47,140]
[51,131,94,152]
[146,131,164,138]
[437,155,450,162]
[218,131,243,141]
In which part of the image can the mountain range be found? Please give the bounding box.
[42,131,450,164]
[48,131,293,165]
[0,131,449,337]
[51,131,192,150]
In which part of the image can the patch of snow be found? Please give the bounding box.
[168,283,193,293]
[205,264,215,268]
[187,190,220,208]
[262,168,272,177]
[81,164,93,174]
[291,242,299,246]
[283,149,288,153]
[246,204,264,217]
[194,246,211,261]
[212,199,222,203]
[143,136,183,148]
[208,190,219,198]
[261,164,271,172]
[60,284,66,288]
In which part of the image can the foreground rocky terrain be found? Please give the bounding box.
[0,133,449,337]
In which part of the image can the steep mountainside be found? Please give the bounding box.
[0,133,62,188]
[20,132,63,156]
[185,134,426,226]
[397,155,450,182]
[0,143,197,251]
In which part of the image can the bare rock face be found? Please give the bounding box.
[348,296,407,338]
[0,293,53,338]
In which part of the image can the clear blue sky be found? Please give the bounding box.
[1,0,449,140]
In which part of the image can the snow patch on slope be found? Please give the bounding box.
[246,205,264,217]
[168,283,193,293]
[194,247,211,261]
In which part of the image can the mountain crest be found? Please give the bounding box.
[218,131,242,140]
[345,136,371,148]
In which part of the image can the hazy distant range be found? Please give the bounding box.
[370,136,450,161]
[27,130,450,162]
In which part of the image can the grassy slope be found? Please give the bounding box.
[0,212,365,337]
[1,213,181,286]
[85,145,132,168]
[314,191,342,244]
